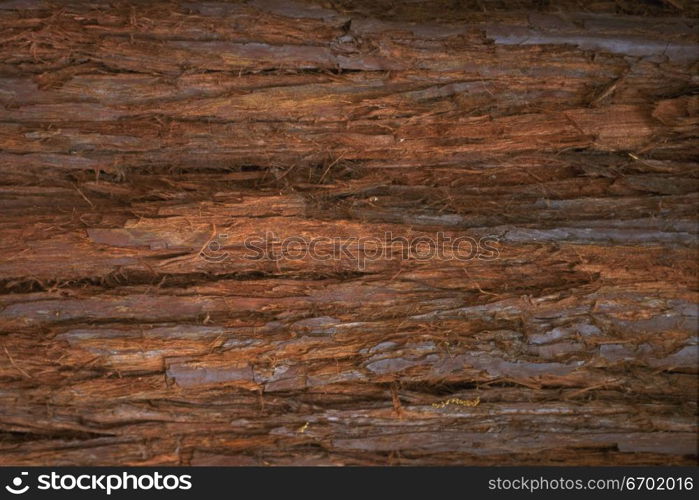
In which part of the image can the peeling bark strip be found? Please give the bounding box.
[0,0,697,466]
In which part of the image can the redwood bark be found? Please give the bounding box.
[0,0,697,465]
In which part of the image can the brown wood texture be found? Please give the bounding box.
[0,0,697,465]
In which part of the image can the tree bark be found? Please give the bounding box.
[0,0,697,465]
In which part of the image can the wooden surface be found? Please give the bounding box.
[0,0,697,465]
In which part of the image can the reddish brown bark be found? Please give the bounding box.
[0,0,697,465]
